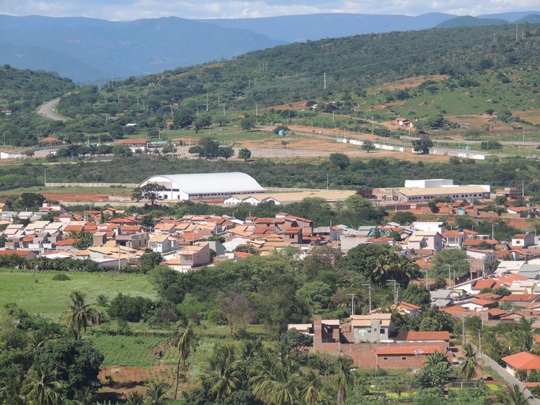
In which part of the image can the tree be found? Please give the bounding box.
[412,138,433,154]
[22,365,61,405]
[194,114,212,133]
[218,146,235,160]
[216,291,255,335]
[132,183,166,205]
[251,359,298,405]
[62,291,92,340]
[344,194,372,212]
[460,344,478,382]
[174,110,194,129]
[362,140,375,153]
[417,351,451,388]
[191,137,220,159]
[401,284,431,309]
[33,338,103,397]
[203,344,242,400]
[392,211,417,225]
[241,116,257,131]
[329,153,350,170]
[497,384,528,405]
[300,371,322,405]
[238,148,252,162]
[170,320,198,399]
[335,356,353,404]
[282,328,313,352]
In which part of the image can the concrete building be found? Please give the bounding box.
[138,172,265,201]
[349,314,392,343]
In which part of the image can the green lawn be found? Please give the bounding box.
[0,270,157,320]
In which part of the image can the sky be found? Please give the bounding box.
[0,0,539,20]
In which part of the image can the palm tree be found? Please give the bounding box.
[125,392,144,405]
[425,350,448,367]
[497,384,528,405]
[334,356,354,405]
[144,381,169,405]
[169,320,198,400]
[240,339,262,364]
[301,370,323,405]
[0,377,24,405]
[460,343,478,381]
[22,364,61,405]
[203,344,242,400]
[62,290,93,340]
[251,359,298,405]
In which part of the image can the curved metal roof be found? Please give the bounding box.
[143,172,265,195]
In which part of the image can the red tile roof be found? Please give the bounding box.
[472,279,496,291]
[120,139,147,144]
[500,294,538,303]
[0,250,34,258]
[502,352,540,370]
[375,346,445,356]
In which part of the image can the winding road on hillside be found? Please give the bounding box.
[37,98,66,121]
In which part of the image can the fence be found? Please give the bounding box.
[429,148,487,160]
[337,138,406,152]
[45,182,139,188]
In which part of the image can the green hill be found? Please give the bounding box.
[435,16,508,28]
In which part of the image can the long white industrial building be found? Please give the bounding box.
[139,172,265,201]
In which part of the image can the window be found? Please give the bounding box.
[402,357,407,360]
[380,328,385,334]
[383,357,388,360]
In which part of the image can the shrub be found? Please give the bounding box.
[52,273,71,281]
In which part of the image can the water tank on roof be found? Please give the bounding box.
[278,130,285,136]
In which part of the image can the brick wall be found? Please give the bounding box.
[313,341,449,369]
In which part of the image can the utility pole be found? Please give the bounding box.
[256,104,258,117]
[326,173,329,190]
[347,293,355,316]
[388,280,398,306]
[44,169,47,185]
[323,72,326,90]
[362,284,372,312]
[206,92,209,112]
[447,264,452,287]
[421,270,428,289]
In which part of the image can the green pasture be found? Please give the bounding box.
[0,270,157,320]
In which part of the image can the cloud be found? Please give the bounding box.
[0,0,539,20]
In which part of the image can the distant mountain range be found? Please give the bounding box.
[1,12,539,83]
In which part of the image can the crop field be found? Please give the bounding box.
[0,270,157,319]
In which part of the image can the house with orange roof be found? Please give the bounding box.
[119,139,148,153]
[500,294,539,305]
[460,298,498,311]
[471,279,496,291]
[512,233,535,249]
[502,352,540,376]
[442,230,466,248]
[395,331,450,347]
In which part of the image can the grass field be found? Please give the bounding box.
[0,270,157,319]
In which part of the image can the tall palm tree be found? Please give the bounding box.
[22,364,61,405]
[334,356,354,405]
[301,370,323,405]
[460,343,478,382]
[62,290,93,340]
[497,384,528,405]
[144,381,169,405]
[203,344,242,400]
[169,320,198,400]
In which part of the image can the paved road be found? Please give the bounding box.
[37,98,66,121]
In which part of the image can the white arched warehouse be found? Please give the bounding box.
[139,172,265,201]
